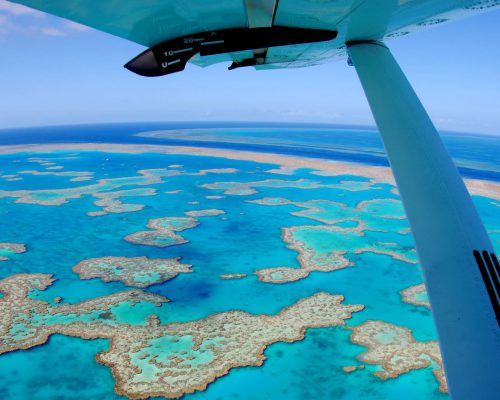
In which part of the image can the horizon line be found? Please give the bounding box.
[0,120,499,138]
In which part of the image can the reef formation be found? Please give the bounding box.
[400,284,430,308]
[249,196,416,283]
[0,243,26,261]
[73,256,192,288]
[0,273,363,399]
[125,209,225,248]
[125,217,199,247]
[184,209,225,217]
[88,188,157,217]
[202,178,377,196]
[349,320,447,393]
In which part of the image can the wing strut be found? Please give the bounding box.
[347,41,500,399]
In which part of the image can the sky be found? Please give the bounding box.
[0,1,500,135]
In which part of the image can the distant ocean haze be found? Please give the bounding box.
[0,122,498,181]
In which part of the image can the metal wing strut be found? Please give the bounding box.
[347,40,500,400]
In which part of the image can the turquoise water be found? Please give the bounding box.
[0,128,498,399]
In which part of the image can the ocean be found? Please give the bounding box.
[0,123,498,399]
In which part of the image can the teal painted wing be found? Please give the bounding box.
[9,0,500,70]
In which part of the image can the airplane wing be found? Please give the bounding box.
[8,0,500,75]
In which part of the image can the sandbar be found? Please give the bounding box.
[220,273,247,279]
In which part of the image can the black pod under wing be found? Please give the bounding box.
[124,26,337,77]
